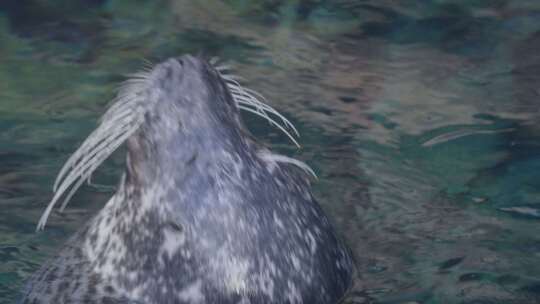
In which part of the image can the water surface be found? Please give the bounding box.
[1,1,540,303]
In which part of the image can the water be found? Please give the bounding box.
[1,0,540,303]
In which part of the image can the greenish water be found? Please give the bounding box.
[2,0,540,303]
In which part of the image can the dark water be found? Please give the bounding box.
[2,0,540,303]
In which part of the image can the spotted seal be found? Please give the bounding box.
[20,55,354,303]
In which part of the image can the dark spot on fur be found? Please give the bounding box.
[167,221,183,233]
[65,265,74,277]
[165,66,173,81]
[186,152,198,166]
[90,231,98,245]
[45,268,58,282]
[105,285,115,294]
[73,280,81,292]
[75,247,83,259]
[57,281,70,294]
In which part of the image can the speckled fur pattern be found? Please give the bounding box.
[21,56,354,303]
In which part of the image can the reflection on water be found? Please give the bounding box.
[2,0,540,303]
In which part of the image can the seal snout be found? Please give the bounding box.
[151,55,209,97]
[174,54,200,68]
[158,55,199,77]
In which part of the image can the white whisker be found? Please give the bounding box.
[38,70,151,231]
[55,120,135,193]
[234,94,299,136]
[223,74,300,145]
[58,125,139,211]
[215,64,233,72]
[234,96,271,117]
[258,151,317,179]
[220,74,299,137]
[141,58,154,70]
[237,105,300,148]
[209,56,220,65]
[221,74,245,82]
[54,110,135,191]
[211,61,313,176]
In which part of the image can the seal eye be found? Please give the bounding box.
[176,58,184,66]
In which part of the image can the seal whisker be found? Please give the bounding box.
[234,94,299,137]
[214,64,233,72]
[222,77,300,137]
[100,90,145,122]
[39,123,139,230]
[54,109,136,191]
[105,86,145,111]
[100,86,147,123]
[209,56,220,65]
[226,85,277,119]
[237,105,300,148]
[234,97,272,119]
[141,58,154,70]
[258,151,317,179]
[233,93,299,139]
[55,118,136,195]
[56,123,134,202]
[221,73,245,82]
[224,81,275,123]
[235,100,294,139]
[58,126,137,211]
[235,98,281,128]
[233,93,297,137]
[100,101,137,124]
[211,60,300,141]
[124,73,152,83]
[60,111,138,175]
[43,71,151,230]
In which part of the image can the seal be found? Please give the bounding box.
[20,55,354,303]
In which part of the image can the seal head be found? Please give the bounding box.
[21,55,353,304]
